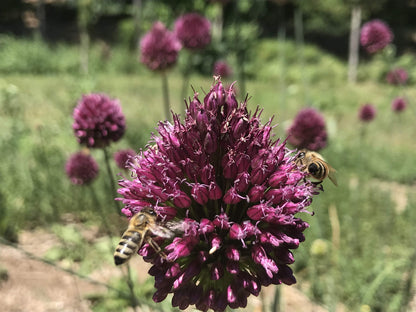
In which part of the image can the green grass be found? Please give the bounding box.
[1,37,416,312]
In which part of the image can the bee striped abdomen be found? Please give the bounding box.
[114,231,143,265]
[308,162,327,179]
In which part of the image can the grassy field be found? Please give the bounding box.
[1,38,416,311]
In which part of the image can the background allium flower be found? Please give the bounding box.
[73,93,126,148]
[286,108,327,151]
[114,148,136,169]
[65,151,99,185]
[360,19,393,53]
[117,79,321,312]
[358,104,377,122]
[174,13,211,50]
[391,97,407,113]
[386,68,408,85]
[213,60,232,78]
[140,21,182,71]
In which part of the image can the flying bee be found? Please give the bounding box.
[295,149,337,186]
[114,208,179,266]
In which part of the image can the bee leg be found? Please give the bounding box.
[145,237,167,259]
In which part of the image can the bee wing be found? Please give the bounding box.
[149,224,176,239]
[328,168,338,186]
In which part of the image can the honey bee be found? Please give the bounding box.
[114,208,178,266]
[295,149,337,186]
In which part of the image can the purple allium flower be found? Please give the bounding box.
[140,21,182,71]
[213,60,232,78]
[391,97,407,113]
[360,19,393,54]
[114,148,136,169]
[72,93,126,148]
[117,78,321,312]
[65,151,99,185]
[386,68,408,85]
[286,108,327,152]
[358,104,377,122]
[174,13,211,51]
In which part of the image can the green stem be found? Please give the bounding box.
[271,285,281,312]
[126,265,139,312]
[103,147,122,215]
[161,71,171,122]
[181,52,192,113]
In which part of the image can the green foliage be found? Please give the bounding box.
[0,36,143,75]
[247,39,346,84]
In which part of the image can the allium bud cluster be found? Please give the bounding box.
[286,108,327,151]
[140,22,182,71]
[174,13,211,51]
[386,68,408,85]
[360,19,393,54]
[358,104,377,122]
[65,151,99,185]
[72,93,126,148]
[117,79,321,312]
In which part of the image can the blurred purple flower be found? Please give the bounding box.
[117,79,321,311]
[73,93,126,148]
[65,151,99,185]
[140,21,182,71]
[358,104,377,122]
[391,97,407,113]
[174,13,211,50]
[286,108,327,151]
[386,68,408,85]
[114,148,136,169]
[360,19,393,54]
[213,60,232,78]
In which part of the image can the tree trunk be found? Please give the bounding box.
[132,0,142,52]
[347,5,362,83]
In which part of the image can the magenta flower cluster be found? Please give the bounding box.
[286,108,327,151]
[174,13,211,51]
[114,148,136,169]
[386,68,408,85]
[73,94,126,148]
[360,19,393,54]
[117,79,321,311]
[391,97,407,113]
[358,104,377,122]
[213,60,233,78]
[65,151,99,185]
[140,22,182,71]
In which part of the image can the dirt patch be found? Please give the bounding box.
[0,228,328,312]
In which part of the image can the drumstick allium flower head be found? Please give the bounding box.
[386,68,408,85]
[360,19,393,54]
[286,108,327,151]
[73,93,126,148]
[117,79,322,312]
[140,21,182,71]
[391,97,407,113]
[174,13,211,51]
[65,151,99,185]
[114,148,136,169]
[359,103,377,122]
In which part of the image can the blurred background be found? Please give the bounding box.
[1,0,416,311]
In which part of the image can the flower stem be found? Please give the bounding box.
[271,285,281,312]
[161,71,171,122]
[180,51,192,112]
[103,147,122,215]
